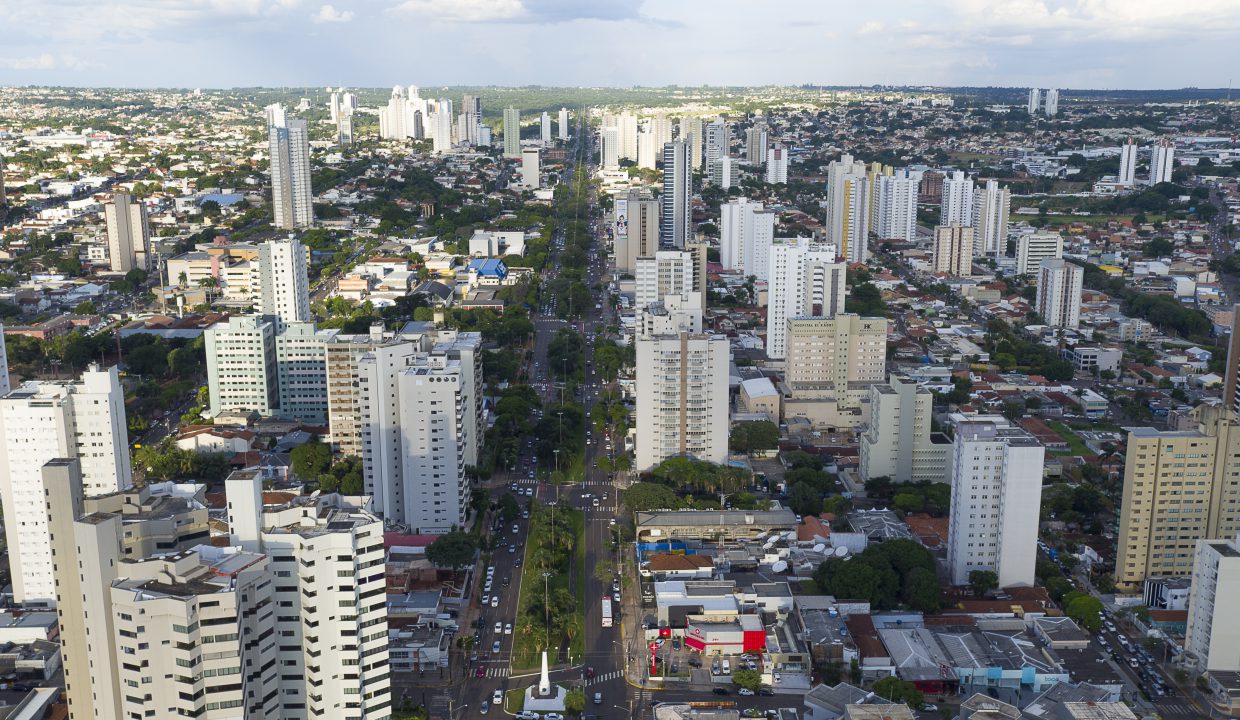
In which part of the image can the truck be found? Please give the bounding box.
[601,597,613,628]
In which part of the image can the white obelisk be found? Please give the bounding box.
[539,651,551,696]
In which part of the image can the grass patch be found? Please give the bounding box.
[1046,420,1094,456]
[505,688,526,713]
[949,151,1000,164]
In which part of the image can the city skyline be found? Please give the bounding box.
[1,0,1238,88]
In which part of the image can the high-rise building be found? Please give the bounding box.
[634,331,729,471]
[860,375,950,484]
[639,292,704,337]
[947,416,1045,587]
[0,154,7,207]
[765,143,788,184]
[558,107,569,139]
[704,118,729,176]
[0,328,10,397]
[0,366,131,605]
[503,106,521,157]
[600,126,620,169]
[618,188,660,273]
[1036,258,1084,329]
[650,115,673,155]
[765,238,845,360]
[617,112,638,161]
[1185,535,1240,673]
[824,154,870,264]
[521,148,541,188]
[337,110,353,146]
[257,235,310,328]
[1044,88,1059,116]
[872,170,919,242]
[931,225,974,277]
[635,250,695,309]
[205,315,278,417]
[1027,88,1041,114]
[325,328,432,456]
[919,170,944,203]
[540,111,552,145]
[709,155,738,189]
[104,192,150,272]
[745,124,768,165]
[358,333,481,530]
[972,179,1010,255]
[940,170,975,227]
[1150,137,1176,185]
[1118,138,1138,186]
[1016,232,1063,276]
[637,128,657,170]
[266,103,313,230]
[380,85,423,140]
[1116,406,1240,590]
[431,98,454,153]
[1223,305,1240,419]
[784,314,887,395]
[661,141,693,249]
[274,322,330,424]
[719,198,775,281]
[680,116,704,170]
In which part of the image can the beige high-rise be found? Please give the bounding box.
[932,225,974,277]
[104,192,150,272]
[784,314,888,396]
[1116,405,1240,590]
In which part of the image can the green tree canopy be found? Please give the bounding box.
[290,440,332,479]
[872,676,924,709]
[425,530,478,570]
[729,421,780,453]
[731,669,763,690]
[968,569,999,598]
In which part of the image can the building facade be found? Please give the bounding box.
[784,315,888,395]
[661,140,693,248]
[1185,536,1240,672]
[1036,258,1084,329]
[635,332,730,471]
[1016,233,1064,277]
[104,192,150,272]
[258,235,311,328]
[859,375,950,484]
[266,103,313,230]
[765,238,845,360]
[932,225,974,277]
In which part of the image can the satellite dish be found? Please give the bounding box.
[813,544,826,553]
[834,546,849,557]
[771,560,788,573]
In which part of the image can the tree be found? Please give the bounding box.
[1064,592,1104,632]
[872,676,924,709]
[290,440,331,480]
[498,493,521,523]
[729,421,780,453]
[903,567,941,614]
[892,492,924,515]
[74,300,97,315]
[621,482,682,512]
[1142,237,1174,257]
[731,669,762,691]
[846,282,885,316]
[563,689,586,716]
[424,530,478,570]
[968,569,999,598]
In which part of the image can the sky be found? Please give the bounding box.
[1,0,1238,89]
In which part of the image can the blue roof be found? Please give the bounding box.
[199,193,245,206]
[468,259,508,278]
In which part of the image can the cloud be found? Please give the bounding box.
[0,54,58,70]
[312,3,353,22]
[952,0,1240,40]
[857,20,884,34]
[389,0,523,22]
[387,0,648,23]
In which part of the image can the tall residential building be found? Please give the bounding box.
[257,234,311,328]
[0,154,7,206]
[1016,232,1064,276]
[0,366,131,605]
[379,85,424,140]
[765,144,788,184]
[784,314,888,396]
[634,331,730,471]
[1150,137,1176,185]
[940,170,975,227]
[860,375,950,484]
[337,111,353,146]
[600,126,620,169]
[619,188,660,273]
[765,238,845,360]
[1185,535,1240,673]
[274,321,330,424]
[872,170,919,242]
[104,192,150,272]
[709,155,738,189]
[503,106,521,157]
[1118,138,1138,186]
[636,250,695,309]
[947,416,1045,587]
[1116,407,1240,590]
[358,333,481,530]
[266,103,313,230]
[226,470,392,717]
[825,155,870,264]
[680,116,704,170]
[0,328,10,397]
[1036,258,1084,330]
[432,98,454,153]
[1223,305,1240,419]
[325,328,432,456]
[205,315,278,417]
[1027,88,1041,114]
[661,140,693,248]
[931,225,974,277]
[972,179,1010,256]
[521,148,541,189]
[719,198,775,281]
[616,112,638,161]
[636,128,657,170]
[558,107,569,139]
[649,114,673,154]
[745,124,768,165]
[540,111,552,144]
[639,292,704,337]
[1044,88,1059,116]
[704,118,729,177]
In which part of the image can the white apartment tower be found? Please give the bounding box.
[634,332,730,471]
[661,140,693,248]
[432,98,454,153]
[258,234,311,328]
[704,118,729,176]
[932,225,974,277]
[104,192,150,272]
[636,250,695,309]
[616,112,639,161]
[650,115,673,153]
[719,198,775,281]
[637,128,658,170]
[1150,137,1176,185]
[1016,232,1064,276]
[872,170,919,242]
[522,148,541,189]
[558,107,570,139]
[503,107,521,157]
[765,238,845,360]
[681,116,704,170]
[1185,535,1240,672]
[1036,258,1084,330]
[860,375,950,484]
[0,366,131,605]
[1118,138,1138,186]
[1044,88,1059,116]
[765,144,789,184]
[1027,88,1041,114]
[940,170,975,227]
[601,126,620,169]
[325,328,433,456]
[972,179,1010,256]
[205,315,278,417]
[266,103,313,230]
[825,154,869,262]
[947,417,1045,587]
[540,111,552,145]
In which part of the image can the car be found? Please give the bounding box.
[711,662,720,675]
[586,667,595,678]
[672,637,681,650]
[712,688,730,696]
[481,594,490,605]
[493,641,501,653]
[1129,659,1139,668]
[609,518,616,526]
[503,577,511,586]
[491,596,499,608]
[470,653,479,662]
[738,688,754,696]
[495,622,503,634]
[688,657,702,668]
[545,714,564,720]
[480,701,490,714]
[517,713,540,720]
[476,666,486,677]
[923,704,938,712]
[757,687,774,697]
[722,660,730,674]
[614,592,621,602]
[484,584,493,593]
[592,498,600,507]
[509,546,516,554]
[772,674,782,683]
[594,693,603,705]
[494,690,504,705]
[512,524,519,534]
[505,623,513,635]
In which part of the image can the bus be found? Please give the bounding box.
[601,598,613,628]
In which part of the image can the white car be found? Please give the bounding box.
[493,690,504,705]
[481,594,490,605]
[491,596,499,608]
[738,688,754,696]
[505,623,513,635]
[495,622,503,634]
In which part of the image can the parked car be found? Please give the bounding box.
[713,688,730,696]
[738,688,755,696]
[594,693,602,705]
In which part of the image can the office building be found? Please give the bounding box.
[1036,258,1084,329]
[1027,88,1041,114]
[503,106,521,157]
[257,234,311,328]
[661,140,693,248]
[1044,88,1059,116]
[636,250,695,309]
[940,170,975,227]
[719,198,775,281]
[1016,232,1064,277]
[765,238,845,360]
[765,144,788,184]
[1118,138,1138,186]
[872,170,919,242]
[1115,405,1240,590]
[947,417,1045,587]
[825,155,870,264]
[558,107,569,139]
[746,124,768,165]
[972,179,1010,256]
[1150,137,1176,185]
[540,111,552,144]
[680,116,704,170]
[104,192,150,272]
[266,103,313,230]
[1185,535,1240,672]
[860,375,950,484]
[358,333,481,530]
[932,225,974,277]
[0,366,131,606]
[634,331,729,471]
[522,148,541,188]
[618,188,660,274]
[784,314,887,395]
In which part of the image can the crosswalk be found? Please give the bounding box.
[585,670,624,686]
[1153,701,1196,717]
[482,666,511,678]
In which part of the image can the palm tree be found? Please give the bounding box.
[197,276,219,303]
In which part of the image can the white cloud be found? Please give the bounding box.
[0,53,86,70]
[952,0,1240,39]
[389,0,524,22]
[312,3,353,22]
[857,20,884,34]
